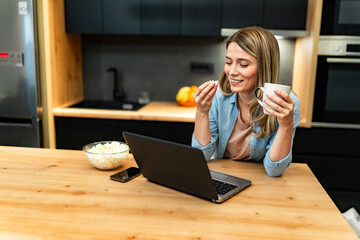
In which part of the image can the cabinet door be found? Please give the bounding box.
[65,0,102,33]
[264,0,308,30]
[141,0,180,35]
[55,117,194,150]
[222,0,264,28]
[103,0,141,34]
[181,0,221,36]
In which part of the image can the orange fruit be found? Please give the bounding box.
[176,85,198,107]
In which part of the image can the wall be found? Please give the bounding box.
[82,35,295,102]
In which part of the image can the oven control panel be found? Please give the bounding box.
[318,36,360,56]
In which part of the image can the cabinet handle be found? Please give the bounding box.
[326,58,360,64]
[312,122,360,129]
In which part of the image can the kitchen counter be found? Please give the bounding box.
[53,101,196,123]
[53,101,308,127]
[0,146,357,239]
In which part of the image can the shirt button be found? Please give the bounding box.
[252,147,255,150]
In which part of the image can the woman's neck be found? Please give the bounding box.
[236,92,253,124]
[237,92,253,108]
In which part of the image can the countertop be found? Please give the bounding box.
[0,146,357,239]
[53,101,307,127]
[53,101,196,123]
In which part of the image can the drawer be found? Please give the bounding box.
[293,127,360,158]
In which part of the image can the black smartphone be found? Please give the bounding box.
[110,167,141,183]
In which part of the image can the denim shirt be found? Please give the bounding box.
[191,88,301,177]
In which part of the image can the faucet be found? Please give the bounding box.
[107,67,126,101]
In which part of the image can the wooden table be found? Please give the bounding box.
[0,146,357,239]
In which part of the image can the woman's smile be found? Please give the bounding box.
[229,78,244,84]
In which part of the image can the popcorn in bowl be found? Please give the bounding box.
[83,141,129,170]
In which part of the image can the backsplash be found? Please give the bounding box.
[82,35,294,102]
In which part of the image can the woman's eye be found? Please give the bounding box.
[240,64,248,67]
[225,62,232,65]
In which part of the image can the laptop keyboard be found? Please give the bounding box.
[213,179,237,195]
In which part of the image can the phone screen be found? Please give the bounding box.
[110,167,141,183]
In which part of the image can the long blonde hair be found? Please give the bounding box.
[218,26,280,138]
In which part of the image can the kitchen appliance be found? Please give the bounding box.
[0,0,42,147]
[312,36,360,128]
[321,0,360,35]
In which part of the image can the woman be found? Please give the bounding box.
[192,26,300,177]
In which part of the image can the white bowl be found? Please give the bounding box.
[82,141,129,170]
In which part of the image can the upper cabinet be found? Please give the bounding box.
[222,0,308,30]
[103,0,141,34]
[65,0,141,35]
[65,0,221,36]
[222,0,264,29]
[141,0,181,35]
[263,0,308,30]
[181,0,221,36]
[65,0,102,34]
[65,0,307,35]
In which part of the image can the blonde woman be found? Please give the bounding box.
[192,26,300,177]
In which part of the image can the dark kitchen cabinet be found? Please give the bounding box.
[103,0,141,34]
[222,0,308,30]
[181,0,222,36]
[222,0,264,29]
[65,0,102,34]
[141,0,181,35]
[65,0,221,36]
[65,0,308,35]
[264,0,308,30]
[55,117,194,150]
[293,127,360,213]
[65,0,141,34]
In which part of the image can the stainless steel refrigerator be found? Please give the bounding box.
[0,0,41,147]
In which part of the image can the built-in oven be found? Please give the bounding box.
[321,0,360,35]
[312,36,360,129]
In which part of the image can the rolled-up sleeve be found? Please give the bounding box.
[263,92,300,177]
[191,91,222,160]
[263,128,295,177]
[191,134,216,160]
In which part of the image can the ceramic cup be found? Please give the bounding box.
[254,83,291,115]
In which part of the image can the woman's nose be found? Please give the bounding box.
[229,64,239,75]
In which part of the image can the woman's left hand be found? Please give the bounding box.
[264,89,294,129]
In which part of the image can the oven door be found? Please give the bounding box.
[313,56,360,128]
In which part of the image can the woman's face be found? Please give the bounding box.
[224,42,258,95]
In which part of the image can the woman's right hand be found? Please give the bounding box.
[194,81,218,114]
[193,81,218,147]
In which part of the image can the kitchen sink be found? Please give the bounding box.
[68,100,146,111]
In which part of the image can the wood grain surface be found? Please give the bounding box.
[53,101,197,123]
[0,146,356,239]
[292,0,323,128]
[37,0,83,148]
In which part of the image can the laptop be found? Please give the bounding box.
[122,131,251,203]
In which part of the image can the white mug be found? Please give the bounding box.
[254,83,291,115]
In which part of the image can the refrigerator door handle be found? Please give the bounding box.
[0,118,33,127]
